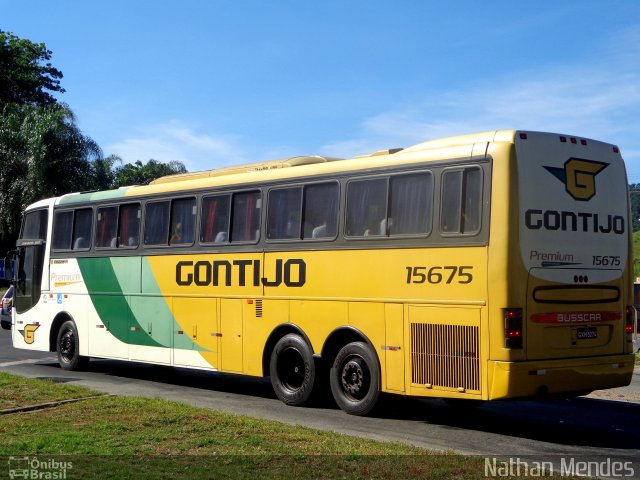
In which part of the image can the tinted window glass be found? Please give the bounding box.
[267,187,302,240]
[96,206,118,247]
[346,178,387,237]
[303,183,338,239]
[440,167,482,234]
[201,195,231,244]
[231,191,261,242]
[170,198,196,245]
[144,201,170,246]
[52,211,73,250]
[21,210,48,240]
[72,209,92,250]
[389,173,433,235]
[119,203,140,248]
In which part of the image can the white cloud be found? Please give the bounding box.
[321,26,640,176]
[105,121,251,172]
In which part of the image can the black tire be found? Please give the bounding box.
[56,320,89,371]
[330,341,380,416]
[270,333,316,406]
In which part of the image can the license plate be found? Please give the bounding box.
[577,327,598,339]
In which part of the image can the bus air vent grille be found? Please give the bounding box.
[255,299,263,318]
[410,323,480,393]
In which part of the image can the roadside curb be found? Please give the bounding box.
[0,394,116,415]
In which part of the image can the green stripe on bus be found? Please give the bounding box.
[77,257,164,348]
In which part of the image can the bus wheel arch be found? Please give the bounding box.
[323,327,381,416]
[51,314,89,371]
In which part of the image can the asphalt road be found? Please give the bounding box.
[2,328,639,476]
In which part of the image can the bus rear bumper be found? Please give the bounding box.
[488,354,635,400]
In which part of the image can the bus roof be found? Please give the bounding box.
[54,129,610,207]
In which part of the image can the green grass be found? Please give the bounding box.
[0,373,494,480]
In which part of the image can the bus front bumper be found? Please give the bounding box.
[488,354,635,400]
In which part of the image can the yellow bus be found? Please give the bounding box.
[8,130,635,415]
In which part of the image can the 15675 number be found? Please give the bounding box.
[405,266,473,284]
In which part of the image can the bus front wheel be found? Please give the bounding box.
[270,333,316,406]
[56,320,88,371]
[330,341,380,416]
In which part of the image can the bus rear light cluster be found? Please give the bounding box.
[504,308,523,349]
[625,306,635,340]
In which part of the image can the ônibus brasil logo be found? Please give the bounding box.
[543,158,608,201]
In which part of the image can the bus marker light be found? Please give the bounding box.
[382,345,401,351]
[211,332,223,337]
[560,136,567,143]
[613,146,620,153]
[504,308,523,348]
[520,133,528,139]
[131,327,141,332]
[580,139,588,145]
[176,330,184,335]
[611,363,624,369]
[528,369,546,376]
[571,137,577,144]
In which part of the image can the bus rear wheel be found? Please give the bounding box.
[56,320,88,371]
[330,341,380,416]
[270,333,316,406]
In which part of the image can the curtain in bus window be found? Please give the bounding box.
[231,191,260,242]
[72,209,92,250]
[145,201,170,245]
[169,198,196,245]
[267,188,301,239]
[119,203,140,247]
[303,183,338,239]
[96,206,118,248]
[389,173,433,235]
[346,179,387,236]
[52,211,73,250]
[201,195,231,243]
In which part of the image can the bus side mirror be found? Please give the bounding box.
[3,252,16,282]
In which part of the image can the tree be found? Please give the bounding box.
[0,103,101,252]
[0,30,65,106]
[113,159,187,187]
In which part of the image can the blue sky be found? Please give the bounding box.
[3,1,640,181]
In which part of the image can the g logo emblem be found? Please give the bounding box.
[544,158,608,201]
[19,324,40,344]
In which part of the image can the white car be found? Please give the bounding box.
[1,285,14,330]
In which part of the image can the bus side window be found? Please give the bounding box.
[346,178,387,237]
[72,208,92,250]
[231,191,261,243]
[96,206,118,248]
[267,187,302,240]
[52,211,73,250]
[389,173,433,236]
[144,201,170,246]
[303,182,338,239]
[201,194,231,244]
[170,198,196,246]
[119,203,140,248]
[440,167,483,235]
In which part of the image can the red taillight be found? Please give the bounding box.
[504,308,523,349]
[625,306,634,337]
